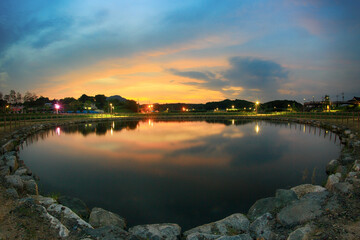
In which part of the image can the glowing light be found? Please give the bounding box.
[54,104,60,110]
[231,119,235,125]
[112,121,115,129]
[182,107,186,111]
[148,119,154,127]
[255,124,260,134]
[255,101,259,105]
[56,127,61,136]
[232,105,235,109]
[110,128,113,136]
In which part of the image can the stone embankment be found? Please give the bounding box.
[1,118,360,239]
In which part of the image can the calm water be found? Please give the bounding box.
[20,119,341,230]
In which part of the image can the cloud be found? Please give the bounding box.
[171,56,289,98]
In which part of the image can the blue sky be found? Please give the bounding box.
[0,0,359,103]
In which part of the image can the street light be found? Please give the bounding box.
[110,103,113,114]
[54,104,60,114]
[255,101,260,113]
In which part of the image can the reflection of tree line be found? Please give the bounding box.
[302,167,317,185]
[204,119,253,126]
[61,120,140,136]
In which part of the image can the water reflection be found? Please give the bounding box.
[20,120,341,230]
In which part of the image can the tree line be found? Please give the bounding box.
[0,90,138,113]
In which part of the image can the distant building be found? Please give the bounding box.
[348,97,360,105]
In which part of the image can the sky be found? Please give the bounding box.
[0,0,359,103]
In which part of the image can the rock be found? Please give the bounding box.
[184,214,249,237]
[89,207,126,229]
[325,174,340,190]
[347,171,358,178]
[326,160,339,174]
[32,195,57,207]
[0,166,10,176]
[247,190,297,221]
[291,184,326,199]
[5,175,23,191]
[248,198,281,221]
[342,156,354,165]
[1,139,17,152]
[217,234,252,240]
[287,224,312,240]
[344,130,351,135]
[5,188,19,198]
[277,198,323,226]
[129,223,181,240]
[325,195,341,211]
[249,213,276,240]
[85,225,137,240]
[20,175,34,181]
[15,167,30,176]
[23,179,38,195]
[5,155,18,172]
[186,233,252,240]
[58,196,90,221]
[275,189,298,204]
[332,182,354,194]
[353,160,360,171]
[47,203,93,230]
[36,205,70,238]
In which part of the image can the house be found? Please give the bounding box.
[348,97,360,105]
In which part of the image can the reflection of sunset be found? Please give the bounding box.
[46,121,227,168]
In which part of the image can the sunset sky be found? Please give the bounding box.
[0,0,359,103]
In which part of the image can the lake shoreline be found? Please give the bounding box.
[1,116,360,239]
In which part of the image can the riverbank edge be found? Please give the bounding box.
[1,115,359,240]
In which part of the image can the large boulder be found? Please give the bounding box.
[32,195,57,207]
[290,184,326,199]
[248,189,297,221]
[249,213,276,240]
[129,223,181,240]
[23,179,38,195]
[184,214,249,237]
[5,175,23,191]
[325,173,341,190]
[84,225,138,240]
[1,139,17,152]
[89,207,126,229]
[277,193,325,227]
[58,196,90,220]
[326,160,340,175]
[5,155,18,172]
[287,224,312,240]
[36,205,70,238]
[5,188,19,198]
[47,203,93,230]
[0,166,10,176]
[332,182,354,194]
[186,233,252,240]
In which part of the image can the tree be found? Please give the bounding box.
[0,92,3,100]
[95,94,107,109]
[78,94,94,103]
[9,90,16,104]
[24,92,38,102]
[16,92,22,104]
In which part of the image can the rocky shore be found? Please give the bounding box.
[1,117,359,240]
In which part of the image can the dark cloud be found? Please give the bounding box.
[224,57,288,89]
[171,56,289,96]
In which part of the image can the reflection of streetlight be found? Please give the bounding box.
[255,124,260,134]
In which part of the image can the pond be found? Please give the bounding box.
[20,119,341,230]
